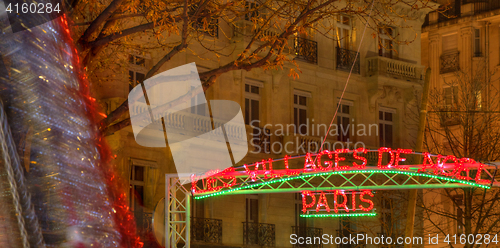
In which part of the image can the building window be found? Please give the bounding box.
[441,33,460,74]
[129,54,147,92]
[193,188,205,218]
[294,90,311,135]
[246,194,259,223]
[337,100,353,142]
[444,85,459,117]
[453,195,464,235]
[475,90,482,110]
[442,33,458,53]
[130,164,145,211]
[294,193,306,228]
[378,26,394,58]
[474,28,481,57]
[244,80,263,125]
[444,86,458,109]
[336,15,352,50]
[244,0,260,21]
[381,196,393,236]
[379,108,394,148]
[191,86,207,116]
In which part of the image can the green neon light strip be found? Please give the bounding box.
[301,213,377,218]
[193,170,491,200]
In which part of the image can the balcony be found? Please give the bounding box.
[191,217,223,244]
[134,211,153,234]
[336,230,366,248]
[292,226,323,248]
[243,222,276,247]
[133,211,157,247]
[250,126,271,154]
[377,233,404,248]
[438,107,460,126]
[366,56,425,83]
[193,18,219,38]
[424,0,500,27]
[438,3,461,22]
[462,0,500,15]
[294,37,318,64]
[336,47,360,74]
[440,51,460,74]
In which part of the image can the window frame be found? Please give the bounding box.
[246,194,259,223]
[473,28,481,57]
[244,79,264,126]
[129,163,146,211]
[378,26,395,58]
[452,195,464,235]
[379,107,395,148]
[336,15,352,50]
[128,54,148,92]
[293,90,311,135]
[337,100,353,142]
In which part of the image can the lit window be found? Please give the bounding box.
[443,85,459,120]
[129,164,145,211]
[336,15,352,50]
[378,26,394,58]
[128,54,147,92]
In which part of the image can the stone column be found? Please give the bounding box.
[460,27,474,72]
[428,34,440,88]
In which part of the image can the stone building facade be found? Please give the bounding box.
[96,3,432,247]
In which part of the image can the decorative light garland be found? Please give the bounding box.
[300,213,377,218]
[193,170,490,200]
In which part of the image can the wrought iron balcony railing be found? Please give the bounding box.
[463,0,500,14]
[193,18,219,38]
[437,3,461,23]
[243,222,276,247]
[251,126,271,154]
[377,233,404,248]
[294,37,318,64]
[134,211,153,234]
[336,47,360,74]
[425,0,500,27]
[440,51,460,74]
[292,226,323,248]
[438,106,460,126]
[191,217,223,244]
[336,230,366,248]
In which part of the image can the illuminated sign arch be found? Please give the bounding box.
[163,148,499,248]
[191,148,497,199]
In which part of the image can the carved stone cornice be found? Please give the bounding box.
[460,26,474,37]
[429,34,440,43]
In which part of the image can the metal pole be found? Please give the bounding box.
[404,68,431,248]
[185,194,191,248]
[166,175,171,248]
